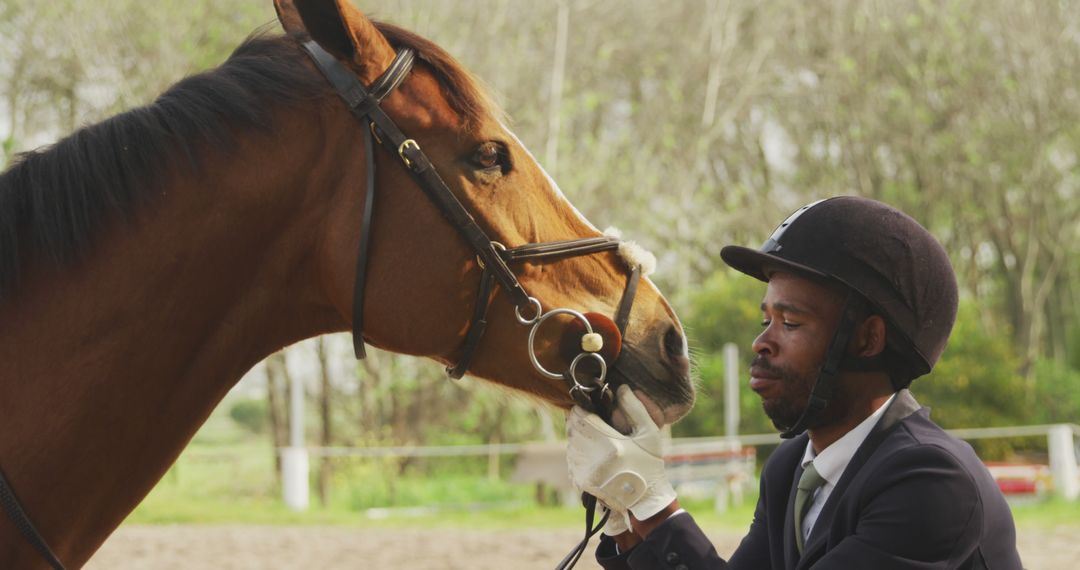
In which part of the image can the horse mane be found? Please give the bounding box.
[0,22,499,302]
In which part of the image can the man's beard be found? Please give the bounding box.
[751,355,842,432]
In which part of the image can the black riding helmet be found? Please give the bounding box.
[720,196,958,437]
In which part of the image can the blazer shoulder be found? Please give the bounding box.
[761,434,806,478]
[866,413,990,500]
[890,410,983,467]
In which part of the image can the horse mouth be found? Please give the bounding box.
[609,389,692,432]
[644,390,693,427]
[607,344,695,430]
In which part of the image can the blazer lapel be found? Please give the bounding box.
[797,390,923,565]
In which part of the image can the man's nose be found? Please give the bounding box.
[752,328,775,357]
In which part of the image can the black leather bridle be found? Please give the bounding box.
[300,40,637,570]
[0,38,642,570]
[300,41,641,389]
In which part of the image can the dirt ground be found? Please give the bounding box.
[85,524,1078,569]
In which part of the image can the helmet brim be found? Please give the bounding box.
[720,245,831,283]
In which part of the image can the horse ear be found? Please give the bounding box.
[284,0,396,79]
[273,0,307,36]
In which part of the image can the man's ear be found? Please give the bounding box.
[850,315,887,358]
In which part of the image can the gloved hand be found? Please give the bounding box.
[566,385,677,521]
[600,505,631,537]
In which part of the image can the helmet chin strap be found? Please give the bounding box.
[779,293,858,439]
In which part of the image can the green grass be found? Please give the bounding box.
[127,437,561,528]
[128,435,764,529]
[129,487,757,531]
[1009,497,1080,528]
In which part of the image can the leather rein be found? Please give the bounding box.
[0,38,641,570]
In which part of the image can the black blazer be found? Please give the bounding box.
[597,390,1024,569]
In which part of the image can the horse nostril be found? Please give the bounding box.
[663,325,685,359]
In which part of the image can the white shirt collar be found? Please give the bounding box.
[800,392,897,486]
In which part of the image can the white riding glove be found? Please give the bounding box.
[600,505,632,537]
[566,385,677,522]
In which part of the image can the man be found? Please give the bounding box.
[566,196,1023,569]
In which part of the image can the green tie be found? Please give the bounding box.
[794,462,826,555]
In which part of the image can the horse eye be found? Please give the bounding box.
[473,142,504,171]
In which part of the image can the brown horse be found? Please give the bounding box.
[0,0,693,566]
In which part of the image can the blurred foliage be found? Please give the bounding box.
[683,270,766,355]
[1028,359,1080,425]
[675,269,771,437]
[915,300,1027,429]
[0,0,272,159]
[229,398,270,435]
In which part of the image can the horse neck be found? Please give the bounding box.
[0,107,354,566]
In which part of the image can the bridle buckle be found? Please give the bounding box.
[476,241,507,271]
[398,138,420,168]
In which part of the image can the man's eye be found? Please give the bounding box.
[762,320,799,330]
[473,142,505,171]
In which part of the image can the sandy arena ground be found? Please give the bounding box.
[85,524,1078,569]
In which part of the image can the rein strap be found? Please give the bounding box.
[0,466,65,569]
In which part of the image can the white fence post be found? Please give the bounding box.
[282,447,310,510]
[1047,424,1078,501]
[723,343,740,439]
[282,373,309,511]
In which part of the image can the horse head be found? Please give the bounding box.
[276,0,694,426]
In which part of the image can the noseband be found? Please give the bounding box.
[300,41,643,414]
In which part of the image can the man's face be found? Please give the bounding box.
[750,272,846,431]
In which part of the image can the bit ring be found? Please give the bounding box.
[515,297,544,326]
[527,308,594,379]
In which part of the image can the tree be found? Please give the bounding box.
[914,300,1027,429]
[229,398,269,435]
[264,351,289,484]
[316,337,333,506]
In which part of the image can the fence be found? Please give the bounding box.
[278,422,1080,511]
